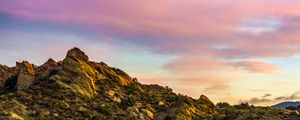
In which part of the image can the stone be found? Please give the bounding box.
[107,90,115,96]
[79,106,86,111]
[66,47,89,61]
[158,101,165,106]
[199,95,215,108]
[53,113,59,117]
[141,109,154,119]
[113,97,122,103]
[16,61,35,89]
[40,110,50,117]
[10,112,23,120]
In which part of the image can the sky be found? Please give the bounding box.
[1,0,300,106]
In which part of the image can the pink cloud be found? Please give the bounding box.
[164,54,278,74]
[1,0,300,58]
[1,0,300,104]
[163,56,226,72]
[177,76,230,85]
[173,76,232,96]
[233,60,278,73]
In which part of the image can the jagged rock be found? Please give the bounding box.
[195,95,217,114]
[198,95,214,108]
[66,47,89,61]
[52,47,102,97]
[38,58,57,73]
[50,47,134,97]
[36,58,58,79]
[90,61,134,86]
[16,61,35,89]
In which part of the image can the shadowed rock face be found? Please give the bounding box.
[0,47,298,120]
[0,65,17,87]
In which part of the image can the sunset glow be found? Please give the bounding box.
[1,0,300,106]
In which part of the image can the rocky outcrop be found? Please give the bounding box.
[16,61,35,89]
[38,58,57,71]
[36,58,58,80]
[0,47,298,120]
[50,47,134,97]
[196,95,217,114]
[51,48,102,97]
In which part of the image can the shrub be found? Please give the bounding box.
[121,96,136,108]
[81,109,93,118]
[216,102,231,109]
[98,104,113,115]
[126,88,134,95]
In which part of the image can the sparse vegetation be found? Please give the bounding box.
[97,104,113,115]
[121,96,136,108]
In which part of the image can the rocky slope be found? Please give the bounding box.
[0,48,299,120]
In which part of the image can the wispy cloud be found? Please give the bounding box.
[275,91,300,101]
[243,91,300,105]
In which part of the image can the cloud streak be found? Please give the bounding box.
[243,91,300,105]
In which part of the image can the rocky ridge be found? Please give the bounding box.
[0,48,299,120]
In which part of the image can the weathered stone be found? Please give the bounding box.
[158,101,165,106]
[141,109,154,119]
[107,90,115,97]
[16,61,35,89]
[53,113,59,117]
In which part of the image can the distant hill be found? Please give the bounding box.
[272,102,300,108]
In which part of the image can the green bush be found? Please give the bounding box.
[126,88,134,94]
[121,96,136,108]
[216,102,231,109]
[98,104,113,115]
[81,109,93,118]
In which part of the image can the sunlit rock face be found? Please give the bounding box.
[50,47,135,97]
[16,61,35,89]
